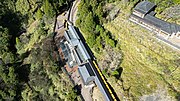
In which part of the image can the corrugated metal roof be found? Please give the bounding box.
[76,47,85,62]
[77,41,90,61]
[131,14,161,28]
[67,30,75,39]
[60,42,70,60]
[149,11,156,16]
[173,24,180,33]
[70,39,79,47]
[68,25,80,39]
[60,42,66,51]
[74,49,83,64]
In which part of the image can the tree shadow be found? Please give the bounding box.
[0,10,27,36]
[0,8,27,53]
[73,84,82,95]
[175,92,180,101]
[15,64,31,83]
[14,63,31,100]
[114,67,123,80]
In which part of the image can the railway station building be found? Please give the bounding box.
[129,1,180,39]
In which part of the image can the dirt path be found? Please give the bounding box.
[27,20,38,32]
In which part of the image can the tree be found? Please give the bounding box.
[0,27,10,55]
[66,89,77,101]
[50,0,67,14]
[0,64,18,100]
[87,33,96,48]
[15,0,30,15]
[84,12,96,33]
[43,0,55,18]
[90,0,98,11]
[1,52,16,64]
[109,39,115,47]
[15,37,23,53]
[95,36,102,53]
[95,4,104,24]
[36,9,43,20]
[77,2,89,21]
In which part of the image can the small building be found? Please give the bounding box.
[129,1,180,39]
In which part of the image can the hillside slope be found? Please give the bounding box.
[104,1,180,101]
[76,0,180,100]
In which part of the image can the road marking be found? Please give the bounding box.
[93,61,117,101]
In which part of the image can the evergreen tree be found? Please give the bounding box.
[43,0,55,18]
[36,9,43,20]
[84,12,96,33]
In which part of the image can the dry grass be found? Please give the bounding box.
[100,1,180,100]
[92,87,104,101]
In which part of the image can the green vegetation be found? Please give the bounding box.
[0,0,78,100]
[77,0,180,101]
[76,0,117,54]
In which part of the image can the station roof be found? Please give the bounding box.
[64,25,91,64]
[131,13,180,35]
[78,63,95,85]
[59,42,69,59]
[144,14,180,34]
[76,41,90,62]
[134,1,156,15]
[68,25,80,39]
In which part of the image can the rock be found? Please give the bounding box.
[139,88,175,101]
[105,4,121,21]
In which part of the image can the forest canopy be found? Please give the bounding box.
[0,0,77,100]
